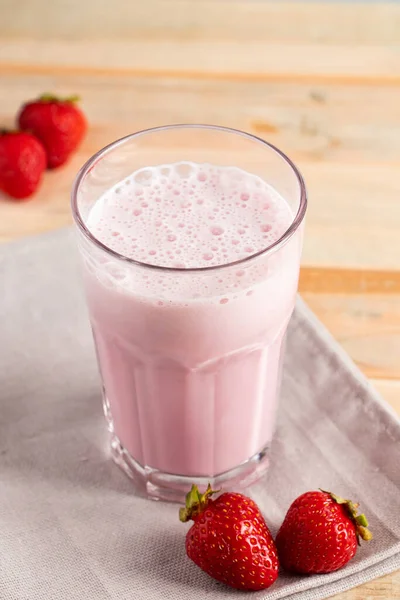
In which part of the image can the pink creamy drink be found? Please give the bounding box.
[72,126,307,500]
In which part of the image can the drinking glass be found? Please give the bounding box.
[71,125,307,501]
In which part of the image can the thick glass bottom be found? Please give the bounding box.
[104,396,270,502]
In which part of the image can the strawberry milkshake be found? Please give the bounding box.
[72,126,307,500]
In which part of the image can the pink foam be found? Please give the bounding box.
[87,163,292,269]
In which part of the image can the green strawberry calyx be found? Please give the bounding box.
[179,483,220,523]
[38,93,80,104]
[320,489,373,544]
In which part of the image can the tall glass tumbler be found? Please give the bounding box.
[71,125,307,501]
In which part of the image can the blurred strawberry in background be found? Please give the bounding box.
[0,131,46,200]
[18,94,87,169]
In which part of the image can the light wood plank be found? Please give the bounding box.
[299,268,400,295]
[1,39,400,84]
[302,161,400,271]
[373,379,400,415]
[1,75,399,271]
[1,1,400,45]
[303,293,400,380]
[2,75,399,164]
[333,570,400,600]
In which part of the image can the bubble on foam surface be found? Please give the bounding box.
[85,162,293,301]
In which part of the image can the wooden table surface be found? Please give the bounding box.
[1,1,399,598]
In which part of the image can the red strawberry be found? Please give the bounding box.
[0,131,46,199]
[276,490,372,574]
[179,484,279,591]
[18,93,87,169]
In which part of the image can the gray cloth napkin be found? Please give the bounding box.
[0,229,399,600]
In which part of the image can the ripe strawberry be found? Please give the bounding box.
[179,484,279,590]
[0,131,46,199]
[276,490,372,574]
[18,94,87,169]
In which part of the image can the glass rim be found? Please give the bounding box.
[71,124,307,273]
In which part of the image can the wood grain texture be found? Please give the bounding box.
[373,380,400,415]
[303,293,400,380]
[1,2,399,598]
[1,1,399,44]
[2,39,400,84]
